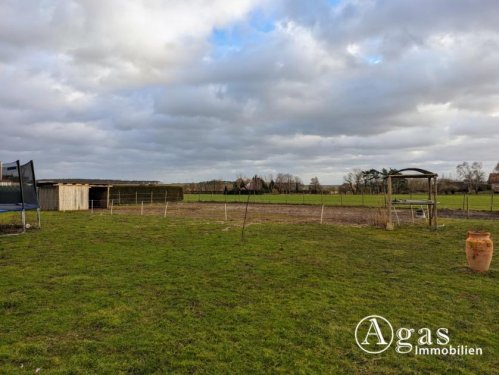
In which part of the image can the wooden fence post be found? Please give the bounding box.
[466,194,470,219]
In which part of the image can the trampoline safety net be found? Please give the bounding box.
[0,160,39,213]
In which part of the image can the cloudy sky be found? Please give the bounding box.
[1,0,498,183]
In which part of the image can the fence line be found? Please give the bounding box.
[33,190,498,214]
[182,192,498,212]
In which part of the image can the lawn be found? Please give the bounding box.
[0,213,498,374]
[184,193,498,211]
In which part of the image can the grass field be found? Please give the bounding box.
[0,213,498,373]
[184,193,498,211]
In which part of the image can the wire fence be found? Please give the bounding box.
[89,201,396,227]
[3,192,497,236]
[183,192,499,212]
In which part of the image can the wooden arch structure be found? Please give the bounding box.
[385,168,438,230]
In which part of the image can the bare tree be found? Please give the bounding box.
[343,169,363,194]
[310,176,322,193]
[456,162,485,193]
[494,162,499,173]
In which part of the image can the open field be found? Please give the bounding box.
[184,193,498,211]
[0,212,498,374]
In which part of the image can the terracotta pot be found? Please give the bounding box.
[465,232,493,272]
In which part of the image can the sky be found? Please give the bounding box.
[1,0,498,184]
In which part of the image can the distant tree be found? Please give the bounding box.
[269,179,275,193]
[249,175,266,193]
[275,173,302,193]
[494,162,499,173]
[456,162,485,194]
[309,176,322,194]
[275,173,287,193]
[361,169,383,194]
[343,169,363,194]
[338,183,350,194]
[381,168,409,194]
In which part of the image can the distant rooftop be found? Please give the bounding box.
[489,173,499,184]
[38,179,161,186]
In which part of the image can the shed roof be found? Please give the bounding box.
[38,179,160,186]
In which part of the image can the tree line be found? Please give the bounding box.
[341,162,498,195]
[183,161,499,195]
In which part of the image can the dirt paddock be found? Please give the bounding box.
[102,202,498,227]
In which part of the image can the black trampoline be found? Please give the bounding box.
[0,160,40,233]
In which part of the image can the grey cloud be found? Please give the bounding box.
[1,0,498,183]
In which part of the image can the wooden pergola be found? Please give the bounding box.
[385,168,438,230]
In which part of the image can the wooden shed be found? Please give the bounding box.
[38,183,90,211]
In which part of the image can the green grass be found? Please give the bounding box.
[184,193,498,211]
[0,213,498,374]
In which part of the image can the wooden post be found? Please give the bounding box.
[386,175,393,230]
[224,203,228,221]
[428,177,435,228]
[241,194,251,242]
[433,176,438,230]
[163,202,168,218]
[141,201,144,216]
[91,200,94,214]
[466,194,470,219]
[110,199,114,215]
[118,190,121,205]
[21,210,26,232]
[320,204,324,224]
[135,191,138,205]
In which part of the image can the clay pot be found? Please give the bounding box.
[465,232,493,272]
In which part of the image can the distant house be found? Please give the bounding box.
[489,173,499,192]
